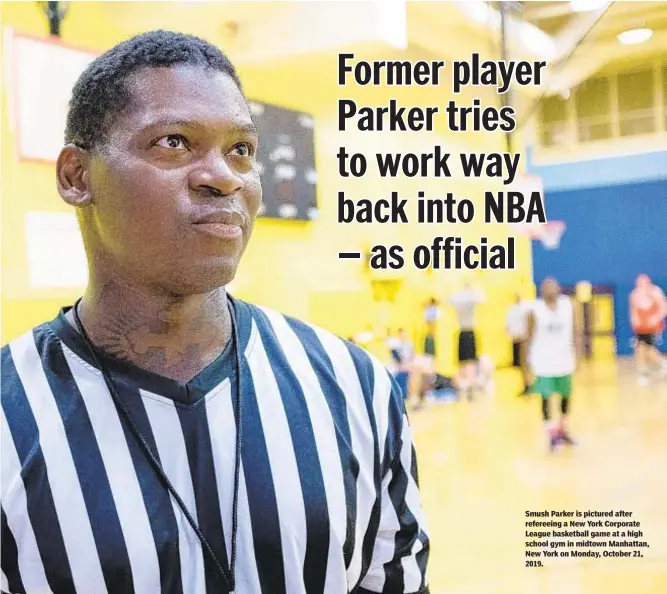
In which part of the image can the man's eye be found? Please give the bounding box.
[155,135,188,150]
[231,142,254,157]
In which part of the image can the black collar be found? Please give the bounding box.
[48,294,253,404]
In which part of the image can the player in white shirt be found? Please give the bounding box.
[506,293,530,396]
[524,278,580,452]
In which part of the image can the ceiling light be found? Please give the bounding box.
[466,1,490,25]
[570,0,608,12]
[520,22,557,60]
[617,28,654,45]
[460,1,492,26]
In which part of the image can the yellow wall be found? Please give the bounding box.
[1,2,533,374]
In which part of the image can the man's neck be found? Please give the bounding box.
[544,298,558,310]
[66,279,231,383]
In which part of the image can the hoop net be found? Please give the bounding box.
[534,221,565,250]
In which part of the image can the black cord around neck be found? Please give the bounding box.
[72,296,242,592]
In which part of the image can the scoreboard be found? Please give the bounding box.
[248,100,318,222]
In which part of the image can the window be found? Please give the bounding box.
[617,69,655,136]
[539,95,569,146]
[575,78,612,141]
[536,62,666,148]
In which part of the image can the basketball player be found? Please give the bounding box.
[419,354,494,402]
[475,354,496,396]
[630,274,667,385]
[386,328,414,400]
[523,278,579,452]
[506,293,531,396]
[422,297,439,369]
[450,284,486,399]
[1,31,429,593]
[423,297,440,329]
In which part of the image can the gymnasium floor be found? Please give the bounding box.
[411,358,667,594]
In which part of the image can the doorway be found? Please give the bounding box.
[563,284,616,359]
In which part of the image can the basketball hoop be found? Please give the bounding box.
[508,174,549,240]
[534,221,566,250]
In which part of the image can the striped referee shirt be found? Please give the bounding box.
[1,297,429,593]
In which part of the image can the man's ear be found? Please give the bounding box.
[56,144,93,207]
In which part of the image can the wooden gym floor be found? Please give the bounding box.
[410,358,667,594]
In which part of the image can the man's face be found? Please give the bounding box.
[541,278,560,301]
[83,66,262,294]
[636,274,650,290]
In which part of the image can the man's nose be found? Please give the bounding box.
[189,152,244,197]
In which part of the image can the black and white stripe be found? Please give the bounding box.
[1,298,429,593]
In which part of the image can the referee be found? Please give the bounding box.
[1,31,429,594]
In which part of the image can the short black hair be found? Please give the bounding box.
[65,30,242,150]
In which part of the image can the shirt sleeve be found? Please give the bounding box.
[358,378,430,594]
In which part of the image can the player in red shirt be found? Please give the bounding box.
[630,274,667,385]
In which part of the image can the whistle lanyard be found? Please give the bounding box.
[73,297,242,591]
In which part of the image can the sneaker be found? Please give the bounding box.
[549,434,560,453]
[558,430,576,446]
[637,374,649,387]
